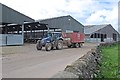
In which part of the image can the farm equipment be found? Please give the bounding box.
[62,32,85,48]
[36,32,85,51]
[36,32,64,51]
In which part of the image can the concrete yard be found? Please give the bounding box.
[2,43,98,78]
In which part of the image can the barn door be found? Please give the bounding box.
[113,33,117,41]
[101,34,104,42]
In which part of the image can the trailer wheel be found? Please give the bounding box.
[56,40,63,50]
[75,43,79,48]
[68,45,71,48]
[36,40,42,50]
[45,43,52,51]
[79,43,82,48]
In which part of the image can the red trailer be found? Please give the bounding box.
[62,32,85,48]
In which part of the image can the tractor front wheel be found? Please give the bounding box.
[36,40,42,50]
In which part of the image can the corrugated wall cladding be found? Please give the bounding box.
[39,16,84,33]
[0,34,23,46]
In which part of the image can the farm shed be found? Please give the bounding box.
[37,15,84,33]
[23,22,48,43]
[2,22,48,43]
[0,3,34,46]
[84,24,119,43]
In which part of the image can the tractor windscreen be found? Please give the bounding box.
[43,33,52,38]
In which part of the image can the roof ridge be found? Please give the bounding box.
[37,15,71,21]
[85,24,110,27]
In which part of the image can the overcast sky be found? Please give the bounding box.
[0,0,119,31]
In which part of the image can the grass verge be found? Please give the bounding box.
[98,43,119,78]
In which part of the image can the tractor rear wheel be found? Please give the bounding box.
[56,40,63,50]
[36,40,42,50]
[45,43,52,51]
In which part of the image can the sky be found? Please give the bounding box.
[0,0,119,32]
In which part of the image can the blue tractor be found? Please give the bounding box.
[36,32,64,51]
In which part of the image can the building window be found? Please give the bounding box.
[90,33,107,39]
[94,33,97,38]
[104,34,107,38]
[90,33,98,38]
[98,33,100,38]
[90,34,94,38]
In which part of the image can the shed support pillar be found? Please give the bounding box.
[22,24,24,45]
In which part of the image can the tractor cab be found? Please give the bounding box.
[43,32,62,41]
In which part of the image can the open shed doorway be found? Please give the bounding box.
[101,34,104,42]
[113,33,117,41]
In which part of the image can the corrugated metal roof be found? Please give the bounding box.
[0,3,34,25]
[37,15,84,27]
[36,15,84,32]
[84,24,110,34]
[37,15,71,21]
